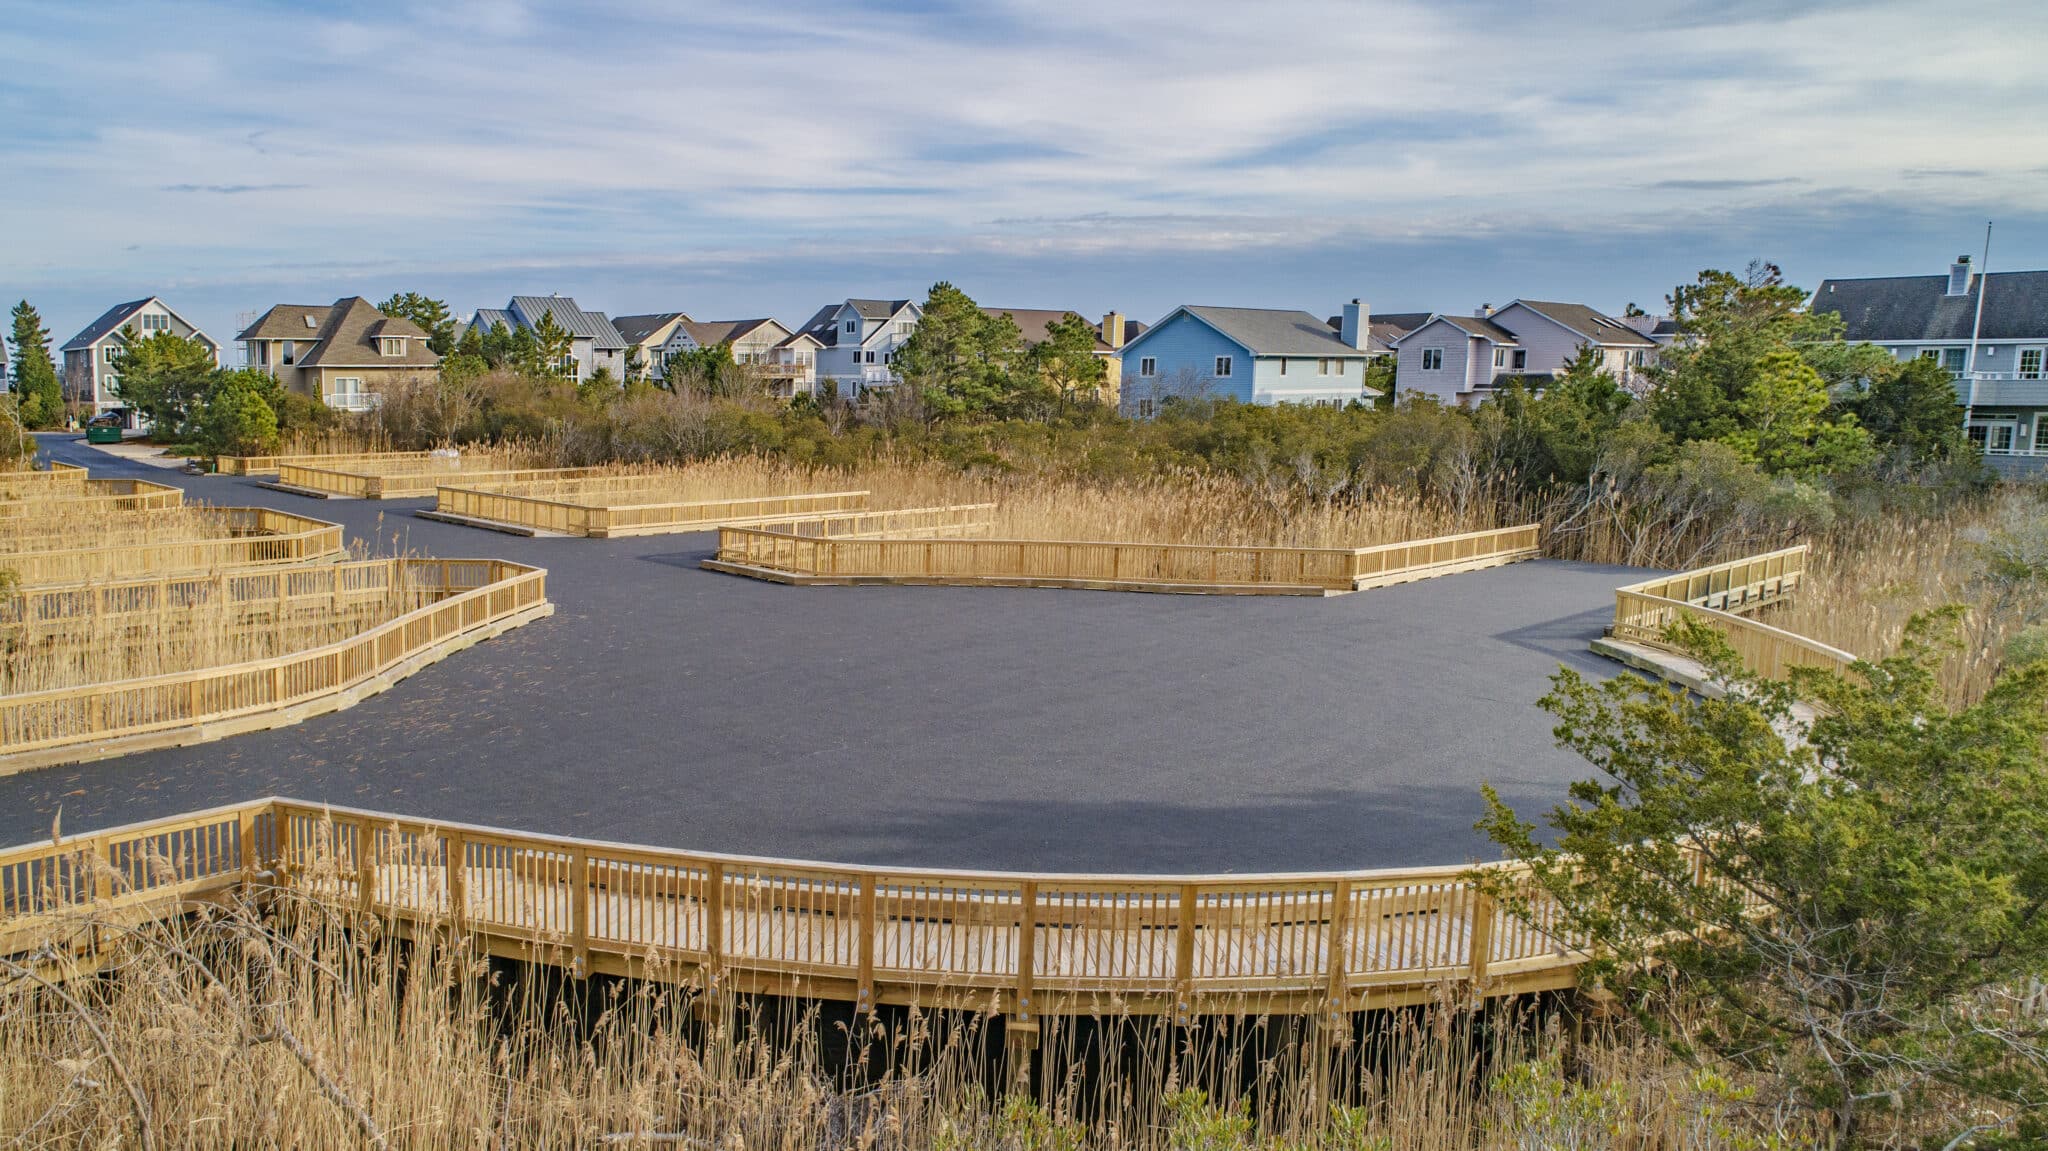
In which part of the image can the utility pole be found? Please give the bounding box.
[1962,221,1991,434]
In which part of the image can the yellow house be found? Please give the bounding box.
[980,308,1144,405]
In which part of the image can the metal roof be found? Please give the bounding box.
[506,296,626,350]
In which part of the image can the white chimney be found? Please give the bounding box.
[1477,303,1494,318]
[1947,255,1973,297]
[1340,299,1369,350]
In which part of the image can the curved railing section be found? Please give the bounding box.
[0,797,1594,1017]
[708,522,1543,595]
[217,450,436,477]
[0,508,344,587]
[0,559,551,771]
[275,462,606,500]
[1608,544,1856,679]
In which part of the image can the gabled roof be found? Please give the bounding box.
[1506,300,1658,348]
[681,318,786,348]
[1389,313,1522,346]
[237,304,333,341]
[471,308,516,334]
[794,304,843,348]
[1811,270,2048,343]
[981,308,1114,352]
[507,295,625,350]
[297,297,438,369]
[611,312,690,347]
[846,298,912,321]
[1131,306,1372,358]
[63,297,212,352]
[777,330,825,350]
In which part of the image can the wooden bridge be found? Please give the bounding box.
[1,797,1595,1024]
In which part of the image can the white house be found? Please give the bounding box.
[467,295,626,383]
[656,318,812,397]
[610,313,691,383]
[1813,256,2048,476]
[60,297,220,426]
[792,299,922,395]
[1390,300,1659,406]
[1115,301,1382,417]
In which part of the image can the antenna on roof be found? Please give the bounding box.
[1963,221,1991,431]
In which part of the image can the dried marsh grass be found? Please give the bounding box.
[502,458,1500,550]
[0,567,437,695]
[0,506,249,556]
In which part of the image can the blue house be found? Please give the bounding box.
[1116,302,1381,416]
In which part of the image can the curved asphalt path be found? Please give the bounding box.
[0,435,1640,874]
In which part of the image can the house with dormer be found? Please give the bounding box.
[1115,301,1381,416]
[1813,255,2048,475]
[60,297,220,425]
[794,299,922,394]
[238,297,439,411]
[1390,300,1659,406]
[611,313,691,383]
[466,295,626,383]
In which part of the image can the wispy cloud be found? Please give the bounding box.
[160,183,310,195]
[1,0,2044,344]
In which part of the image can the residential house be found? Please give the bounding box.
[981,309,1144,404]
[60,297,220,427]
[1812,256,2048,476]
[466,295,626,383]
[1390,300,1659,406]
[644,317,810,397]
[238,297,439,412]
[1116,301,1381,417]
[793,299,923,395]
[610,313,691,382]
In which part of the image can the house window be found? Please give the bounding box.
[1139,356,1156,377]
[331,376,361,396]
[897,321,913,336]
[1279,359,1288,376]
[1942,348,1967,374]
[559,354,579,379]
[1214,355,1233,378]
[137,313,167,332]
[281,341,295,365]
[1512,350,1527,370]
[844,319,858,334]
[380,337,405,356]
[1137,398,1155,418]
[1493,348,1506,368]
[1421,348,1443,371]
[102,346,121,363]
[2020,349,2043,379]
[865,350,877,364]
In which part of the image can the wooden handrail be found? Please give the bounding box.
[714,522,1541,593]
[432,485,877,538]
[1608,544,1856,680]
[278,462,610,500]
[0,508,345,587]
[218,451,433,477]
[0,560,548,761]
[1,795,1593,1015]
[0,478,183,515]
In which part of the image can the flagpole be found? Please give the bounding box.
[1962,221,1991,433]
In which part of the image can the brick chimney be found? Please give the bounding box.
[1340,299,1369,350]
[1100,312,1126,349]
[1947,255,1974,297]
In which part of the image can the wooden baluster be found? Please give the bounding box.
[1176,883,1198,1023]
[357,822,377,914]
[856,875,876,1013]
[705,861,725,976]
[446,833,468,935]
[1323,880,1351,1028]
[571,848,590,977]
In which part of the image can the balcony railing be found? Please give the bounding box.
[323,392,382,413]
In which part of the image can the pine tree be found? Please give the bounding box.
[8,300,62,429]
[376,292,456,355]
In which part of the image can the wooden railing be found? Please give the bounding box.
[433,484,875,538]
[0,478,184,516]
[278,462,609,499]
[0,463,89,496]
[1609,544,1857,679]
[1,797,1591,1016]
[217,451,433,477]
[711,521,1541,594]
[0,508,344,587]
[1,558,436,635]
[0,560,549,766]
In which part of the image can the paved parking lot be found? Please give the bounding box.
[0,436,1639,874]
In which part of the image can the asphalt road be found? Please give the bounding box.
[0,435,1642,874]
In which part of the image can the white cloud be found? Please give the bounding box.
[2,0,2043,338]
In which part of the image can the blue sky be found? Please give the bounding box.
[3,0,2045,349]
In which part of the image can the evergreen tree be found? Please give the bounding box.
[1843,354,1971,465]
[893,283,1027,421]
[531,312,574,378]
[8,300,62,429]
[111,328,218,433]
[1029,311,1108,406]
[375,292,457,355]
